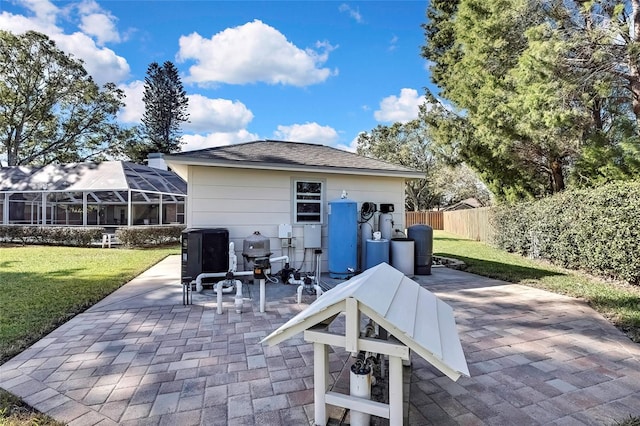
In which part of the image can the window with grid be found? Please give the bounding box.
[294,180,323,224]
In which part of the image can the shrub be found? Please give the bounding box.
[116,225,185,247]
[492,181,640,284]
[0,226,104,246]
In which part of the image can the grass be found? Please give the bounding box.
[0,244,179,425]
[434,231,640,342]
[0,245,179,364]
[0,390,64,426]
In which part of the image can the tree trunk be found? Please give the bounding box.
[630,1,640,126]
[550,160,565,193]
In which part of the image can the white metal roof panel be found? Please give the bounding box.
[0,161,186,195]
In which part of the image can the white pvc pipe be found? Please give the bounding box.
[259,278,266,313]
[229,242,237,272]
[195,255,289,292]
[197,254,290,313]
[216,281,223,315]
[349,367,372,426]
[234,280,243,313]
[196,271,253,292]
[297,284,304,304]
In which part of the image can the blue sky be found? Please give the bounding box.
[0,0,433,153]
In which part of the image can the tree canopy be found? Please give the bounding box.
[422,0,640,202]
[128,61,189,162]
[0,30,127,167]
[356,118,490,210]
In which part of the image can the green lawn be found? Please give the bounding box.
[0,245,179,364]
[434,231,640,341]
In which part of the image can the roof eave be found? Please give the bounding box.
[164,156,424,179]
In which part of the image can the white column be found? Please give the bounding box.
[82,192,87,226]
[313,342,328,426]
[41,192,47,225]
[127,189,132,226]
[3,193,9,225]
[159,194,163,224]
[388,355,403,425]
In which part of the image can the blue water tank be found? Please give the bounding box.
[365,239,390,270]
[328,198,357,278]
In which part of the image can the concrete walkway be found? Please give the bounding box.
[1,255,639,425]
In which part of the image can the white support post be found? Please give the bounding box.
[3,193,9,225]
[313,342,328,426]
[41,192,47,225]
[259,278,266,313]
[82,192,87,226]
[216,282,223,315]
[127,189,132,226]
[388,355,403,425]
[345,297,360,353]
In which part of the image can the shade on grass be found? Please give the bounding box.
[434,231,640,339]
[0,245,178,363]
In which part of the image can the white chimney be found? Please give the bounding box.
[147,153,167,170]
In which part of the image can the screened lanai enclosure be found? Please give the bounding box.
[0,161,186,230]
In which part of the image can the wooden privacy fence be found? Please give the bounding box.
[405,207,494,242]
[405,211,444,230]
[443,207,494,242]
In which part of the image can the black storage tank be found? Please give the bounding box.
[181,228,229,282]
[408,224,433,275]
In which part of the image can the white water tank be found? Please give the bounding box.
[379,213,393,240]
[390,238,414,277]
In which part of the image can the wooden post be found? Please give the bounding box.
[314,342,328,425]
[388,355,403,425]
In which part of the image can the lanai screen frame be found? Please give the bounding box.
[0,162,187,228]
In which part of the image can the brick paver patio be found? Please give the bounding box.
[1,255,639,425]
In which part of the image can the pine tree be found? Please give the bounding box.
[141,61,189,156]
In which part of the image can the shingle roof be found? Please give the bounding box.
[165,140,424,178]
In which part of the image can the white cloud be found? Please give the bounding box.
[0,0,130,85]
[389,35,398,51]
[0,1,60,37]
[118,83,254,139]
[55,32,130,85]
[185,95,253,133]
[273,122,339,144]
[374,88,425,123]
[181,130,259,151]
[76,0,121,45]
[177,20,337,87]
[117,80,145,123]
[338,4,363,23]
[336,135,360,153]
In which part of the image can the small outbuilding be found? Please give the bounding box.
[262,262,469,425]
[164,140,424,273]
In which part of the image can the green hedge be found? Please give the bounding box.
[116,225,185,247]
[0,226,104,246]
[0,225,186,248]
[492,182,640,284]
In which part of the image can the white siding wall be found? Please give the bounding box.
[187,166,407,274]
